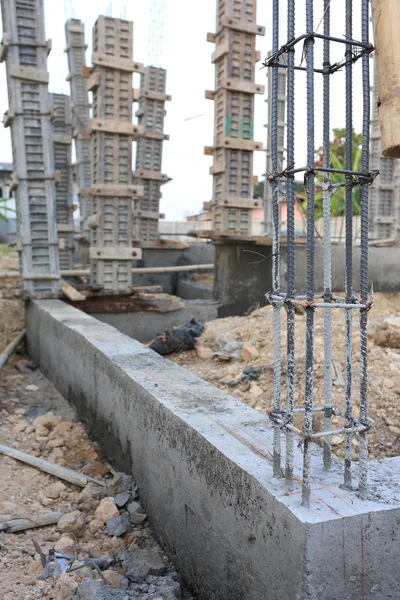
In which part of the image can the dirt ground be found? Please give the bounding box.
[169,290,400,462]
[0,247,190,599]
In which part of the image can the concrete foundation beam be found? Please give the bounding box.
[27,299,400,600]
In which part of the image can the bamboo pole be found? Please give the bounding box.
[0,329,26,372]
[372,0,400,157]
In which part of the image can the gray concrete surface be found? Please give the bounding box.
[213,242,273,317]
[281,244,400,294]
[27,299,400,600]
[134,244,215,294]
[176,278,213,301]
[94,300,218,342]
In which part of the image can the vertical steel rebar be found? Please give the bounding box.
[271,0,282,479]
[285,0,296,491]
[322,0,332,471]
[344,0,354,490]
[302,0,315,508]
[358,0,370,498]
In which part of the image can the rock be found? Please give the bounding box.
[48,436,64,448]
[103,570,122,589]
[53,421,74,434]
[373,320,400,349]
[331,435,343,446]
[120,547,166,583]
[241,342,259,362]
[250,383,263,398]
[44,481,66,499]
[88,519,104,534]
[389,426,400,437]
[33,412,61,430]
[51,447,64,459]
[220,374,234,385]
[14,421,27,433]
[57,510,86,537]
[41,497,54,507]
[127,500,142,516]
[114,491,130,508]
[54,573,78,600]
[110,472,133,494]
[25,384,39,392]
[76,580,114,600]
[54,535,75,555]
[0,501,18,515]
[196,346,213,360]
[35,424,49,438]
[94,497,119,522]
[383,378,395,389]
[106,515,130,537]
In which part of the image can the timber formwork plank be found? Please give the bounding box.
[0,0,60,294]
[369,58,400,241]
[65,19,92,235]
[50,93,74,271]
[206,0,264,235]
[133,66,170,242]
[90,16,142,290]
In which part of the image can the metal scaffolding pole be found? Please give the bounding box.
[133,66,171,242]
[0,0,60,294]
[88,16,144,290]
[206,0,265,236]
[265,0,375,506]
[65,19,92,236]
[50,93,74,271]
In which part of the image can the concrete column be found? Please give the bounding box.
[133,66,171,243]
[206,0,265,236]
[88,16,144,290]
[0,0,60,294]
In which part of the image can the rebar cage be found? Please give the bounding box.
[265,0,375,507]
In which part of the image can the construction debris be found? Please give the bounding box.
[149,317,204,355]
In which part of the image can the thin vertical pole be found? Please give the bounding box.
[302,0,315,508]
[322,0,332,471]
[272,0,282,479]
[359,0,370,499]
[285,0,296,491]
[344,0,354,490]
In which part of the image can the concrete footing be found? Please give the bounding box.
[27,299,400,600]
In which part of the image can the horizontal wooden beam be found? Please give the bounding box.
[133,88,171,102]
[9,65,48,83]
[133,169,169,182]
[211,197,261,210]
[218,78,265,95]
[91,184,144,197]
[91,119,143,137]
[89,247,142,260]
[219,17,265,36]
[92,52,144,73]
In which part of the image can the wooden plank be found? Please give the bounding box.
[139,89,171,102]
[220,137,264,151]
[204,146,214,156]
[220,78,265,95]
[205,90,216,100]
[91,118,143,137]
[219,17,265,36]
[211,197,261,209]
[211,40,230,63]
[89,247,143,260]
[1,513,63,534]
[141,131,169,141]
[57,224,75,233]
[51,133,72,145]
[61,280,86,301]
[133,170,169,182]
[91,184,144,197]
[134,209,161,220]
[87,71,100,91]
[92,52,144,73]
[8,65,49,83]
[207,32,216,43]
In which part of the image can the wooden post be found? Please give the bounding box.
[133,67,171,243]
[0,0,60,294]
[372,0,400,158]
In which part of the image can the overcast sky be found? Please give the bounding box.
[0,0,370,220]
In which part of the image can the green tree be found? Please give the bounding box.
[0,198,15,222]
[313,127,362,221]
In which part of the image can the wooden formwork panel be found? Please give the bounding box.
[1,0,60,293]
[212,205,252,235]
[212,148,253,201]
[213,88,254,144]
[216,0,257,28]
[215,30,256,84]
[134,66,169,242]
[90,16,139,289]
[50,93,74,270]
